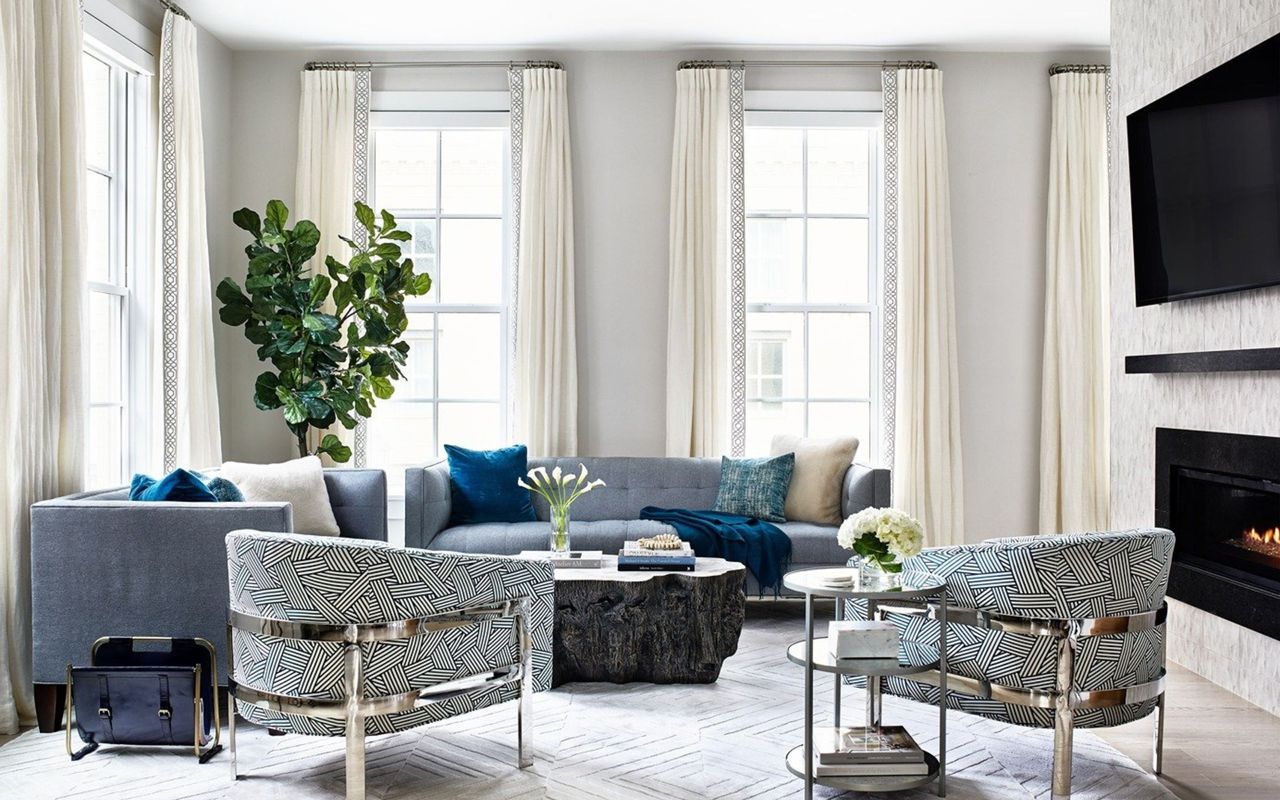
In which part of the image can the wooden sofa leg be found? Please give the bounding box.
[35,683,65,733]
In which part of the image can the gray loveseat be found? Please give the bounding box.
[405,456,890,594]
[29,468,387,732]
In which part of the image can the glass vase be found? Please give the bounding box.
[550,505,571,554]
[847,554,902,589]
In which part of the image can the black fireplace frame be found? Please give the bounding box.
[1156,427,1280,640]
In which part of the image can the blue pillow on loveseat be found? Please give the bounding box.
[129,468,219,502]
[445,443,538,525]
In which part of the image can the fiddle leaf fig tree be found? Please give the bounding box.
[216,199,431,462]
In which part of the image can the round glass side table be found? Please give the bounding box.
[781,567,949,799]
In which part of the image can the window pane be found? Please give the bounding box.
[86,172,111,283]
[368,404,435,496]
[746,218,803,303]
[401,219,438,302]
[807,128,870,214]
[809,401,871,449]
[374,130,438,211]
[745,400,804,457]
[436,313,501,399]
[439,402,502,451]
[89,292,124,403]
[746,128,803,213]
[807,218,869,304]
[439,219,502,304]
[83,55,111,172]
[394,313,434,398]
[747,312,804,399]
[86,405,123,489]
[809,313,870,399]
[441,130,503,214]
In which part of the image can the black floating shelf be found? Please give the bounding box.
[1126,347,1280,374]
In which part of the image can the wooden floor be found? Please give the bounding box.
[3,661,1275,799]
[1092,662,1280,800]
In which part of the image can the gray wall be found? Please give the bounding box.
[218,47,1097,542]
[1110,0,1280,716]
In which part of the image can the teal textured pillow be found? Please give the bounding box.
[713,453,795,522]
[129,469,218,502]
[192,472,245,503]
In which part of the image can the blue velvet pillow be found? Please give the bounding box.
[129,468,218,502]
[713,453,796,522]
[445,443,537,526]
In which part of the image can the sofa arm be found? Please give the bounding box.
[29,500,293,686]
[404,460,451,549]
[323,468,387,541]
[842,463,891,518]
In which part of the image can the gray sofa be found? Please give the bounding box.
[405,456,891,594]
[29,468,387,732]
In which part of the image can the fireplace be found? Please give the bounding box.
[1156,428,1280,640]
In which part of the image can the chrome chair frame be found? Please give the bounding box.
[872,600,1167,800]
[226,598,535,800]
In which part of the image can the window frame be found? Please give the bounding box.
[368,100,514,502]
[743,100,885,463]
[82,30,154,488]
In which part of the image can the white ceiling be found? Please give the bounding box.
[180,0,1110,52]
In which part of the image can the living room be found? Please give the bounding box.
[1,0,1278,798]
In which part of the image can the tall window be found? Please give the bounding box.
[743,114,883,459]
[83,42,148,488]
[369,116,511,496]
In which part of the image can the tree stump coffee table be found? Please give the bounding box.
[545,555,746,687]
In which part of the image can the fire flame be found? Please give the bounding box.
[1244,527,1280,545]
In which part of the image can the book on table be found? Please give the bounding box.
[616,553,696,571]
[620,540,694,558]
[811,726,928,776]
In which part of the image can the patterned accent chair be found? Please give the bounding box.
[846,529,1174,800]
[224,530,555,800]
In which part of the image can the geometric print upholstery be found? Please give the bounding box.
[225,530,554,737]
[845,528,1174,730]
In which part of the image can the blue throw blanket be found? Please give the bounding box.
[639,507,791,593]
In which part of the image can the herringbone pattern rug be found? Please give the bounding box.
[0,604,1176,799]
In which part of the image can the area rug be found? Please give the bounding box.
[0,604,1177,799]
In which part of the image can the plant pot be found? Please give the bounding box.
[846,554,903,589]
[550,506,571,554]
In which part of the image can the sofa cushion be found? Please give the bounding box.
[445,444,537,526]
[770,434,859,525]
[430,519,676,556]
[713,454,795,522]
[220,455,340,536]
[778,522,846,564]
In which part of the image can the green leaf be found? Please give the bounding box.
[248,252,282,275]
[379,209,396,232]
[325,255,347,279]
[354,397,372,418]
[253,372,283,410]
[265,199,289,232]
[370,375,395,400]
[232,208,263,237]
[219,304,252,326]
[245,274,275,293]
[354,202,376,235]
[262,231,286,247]
[373,243,402,259]
[308,274,332,308]
[317,434,352,464]
[215,277,249,306]
[302,312,339,332]
[281,394,307,425]
[333,280,355,312]
[383,229,413,242]
[293,219,321,249]
[409,273,432,296]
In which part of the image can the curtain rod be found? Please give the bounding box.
[678,59,937,70]
[1049,63,1109,75]
[156,0,189,20]
[305,60,562,71]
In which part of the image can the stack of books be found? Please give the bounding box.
[517,550,604,569]
[616,540,696,571]
[812,726,929,777]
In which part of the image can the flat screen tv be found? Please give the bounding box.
[1128,32,1280,306]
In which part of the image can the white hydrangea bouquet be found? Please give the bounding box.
[518,465,606,553]
[837,507,925,576]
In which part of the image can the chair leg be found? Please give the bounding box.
[516,601,533,769]
[228,694,238,780]
[344,642,366,800]
[1152,692,1165,775]
[1051,630,1076,800]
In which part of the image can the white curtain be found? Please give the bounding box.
[0,0,86,733]
[295,69,356,461]
[515,67,578,456]
[666,68,730,457]
[1039,71,1110,533]
[157,10,222,471]
[892,68,965,546]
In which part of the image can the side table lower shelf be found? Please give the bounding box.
[785,745,941,793]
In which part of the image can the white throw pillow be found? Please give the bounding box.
[219,455,340,536]
[769,435,860,525]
